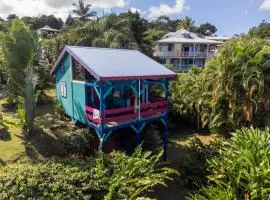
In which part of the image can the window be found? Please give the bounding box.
[72,58,85,81]
[168,44,173,52]
[159,44,163,51]
[60,81,67,97]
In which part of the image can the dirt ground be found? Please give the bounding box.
[150,127,217,200]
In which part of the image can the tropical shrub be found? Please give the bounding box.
[54,101,65,119]
[189,127,270,200]
[59,128,96,157]
[1,20,41,135]
[170,36,270,132]
[0,45,7,84]
[0,147,178,200]
[188,186,235,200]
[178,138,221,188]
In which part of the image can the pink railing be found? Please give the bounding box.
[86,100,168,124]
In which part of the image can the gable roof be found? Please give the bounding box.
[51,46,176,81]
[39,25,60,32]
[157,28,222,44]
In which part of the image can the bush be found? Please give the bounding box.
[59,128,95,157]
[189,127,270,200]
[0,147,178,200]
[178,138,221,188]
[170,37,270,133]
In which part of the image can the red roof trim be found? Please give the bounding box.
[100,74,176,81]
[50,47,67,74]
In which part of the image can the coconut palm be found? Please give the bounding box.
[69,14,138,49]
[72,0,97,21]
[178,16,196,31]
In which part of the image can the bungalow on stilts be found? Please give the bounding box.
[51,46,176,160]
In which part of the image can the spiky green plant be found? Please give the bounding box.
[170,36,270,132]
[189,127,270,200]
[0,147,178,200]
[104,147,179,200]
[2,20,40,135]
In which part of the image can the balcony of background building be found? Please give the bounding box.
[154,50,216,58]
[176,65,203,72]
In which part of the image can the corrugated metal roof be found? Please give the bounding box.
[51,46,176,81]
[157,28,222,44]
[40,25,60,32]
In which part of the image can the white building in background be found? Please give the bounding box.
[38,25,60,36]
[153,29,229,72]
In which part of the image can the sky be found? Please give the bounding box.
[0,0,269,36]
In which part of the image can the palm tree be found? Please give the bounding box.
[71,14,137,49]
[72,0,97,21]
[178,16,195,31]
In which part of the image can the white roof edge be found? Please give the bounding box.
[66,45,139,52]
[155,39,222,44]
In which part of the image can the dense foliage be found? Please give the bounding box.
[59,128,96,157]
[189,127,270,200]
[178,138,221,188]
[21,15,64,30]
[170,36,270,132]
[249,20,270,39]
[0,147,177,200]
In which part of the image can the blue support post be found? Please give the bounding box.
[99,82,105,151]
[163,79,169,161]
[131,125,140,145]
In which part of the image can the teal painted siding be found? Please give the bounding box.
[72,81,87,124]
[55,54,74,118]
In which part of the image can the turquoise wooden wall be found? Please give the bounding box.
[55,53,87,124]
[56,53,73,118]
[72,82,87,124]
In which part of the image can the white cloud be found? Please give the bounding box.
[89,0,127,9]
[0,0,129,20]
[148,0,189,18]
[129,7,147,15]
[130,7,142,13]
[0,0,70,19]
[260,0,270,9]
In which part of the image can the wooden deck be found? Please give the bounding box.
[86,100,168,128]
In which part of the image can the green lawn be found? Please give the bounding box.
[0,115,25,165]
[0,89,57,165]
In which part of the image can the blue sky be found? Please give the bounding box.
[0,0,269,35]
[113,0,270,36]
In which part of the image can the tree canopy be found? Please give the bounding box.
[198,22,217,36]
[249,20,270,39]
